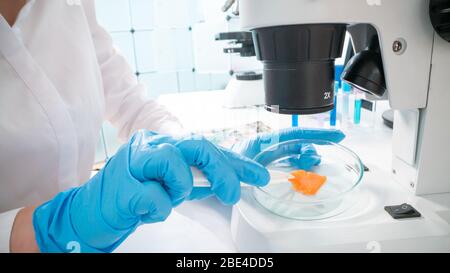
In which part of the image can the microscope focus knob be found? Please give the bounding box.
[429,0,450,42]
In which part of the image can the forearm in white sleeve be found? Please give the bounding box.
[82,0,188,141]
[0,208,21,253]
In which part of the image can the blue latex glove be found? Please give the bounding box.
[32,130,269,253]
[137,133,270,203]
[231,127,345,170]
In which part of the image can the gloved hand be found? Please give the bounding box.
[231,127,345,170]
[32,130,269,253]
[138,133,270,204]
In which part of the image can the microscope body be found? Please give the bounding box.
[240,0,450,196]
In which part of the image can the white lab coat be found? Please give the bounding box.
[0,0,185,251]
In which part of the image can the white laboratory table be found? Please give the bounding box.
[115,90,395,253]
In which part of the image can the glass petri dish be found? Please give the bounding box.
[252,139,364,220]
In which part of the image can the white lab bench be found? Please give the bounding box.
[114,90,448,252]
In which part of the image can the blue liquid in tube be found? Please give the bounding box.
[330,96,337,126]
[292,115,299,127]
[354,99,362,124]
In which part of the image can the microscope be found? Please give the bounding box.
[227,0,450,252]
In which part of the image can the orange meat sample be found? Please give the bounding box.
[288,170,327,195]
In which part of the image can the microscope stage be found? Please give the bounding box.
[231,166,450,252]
